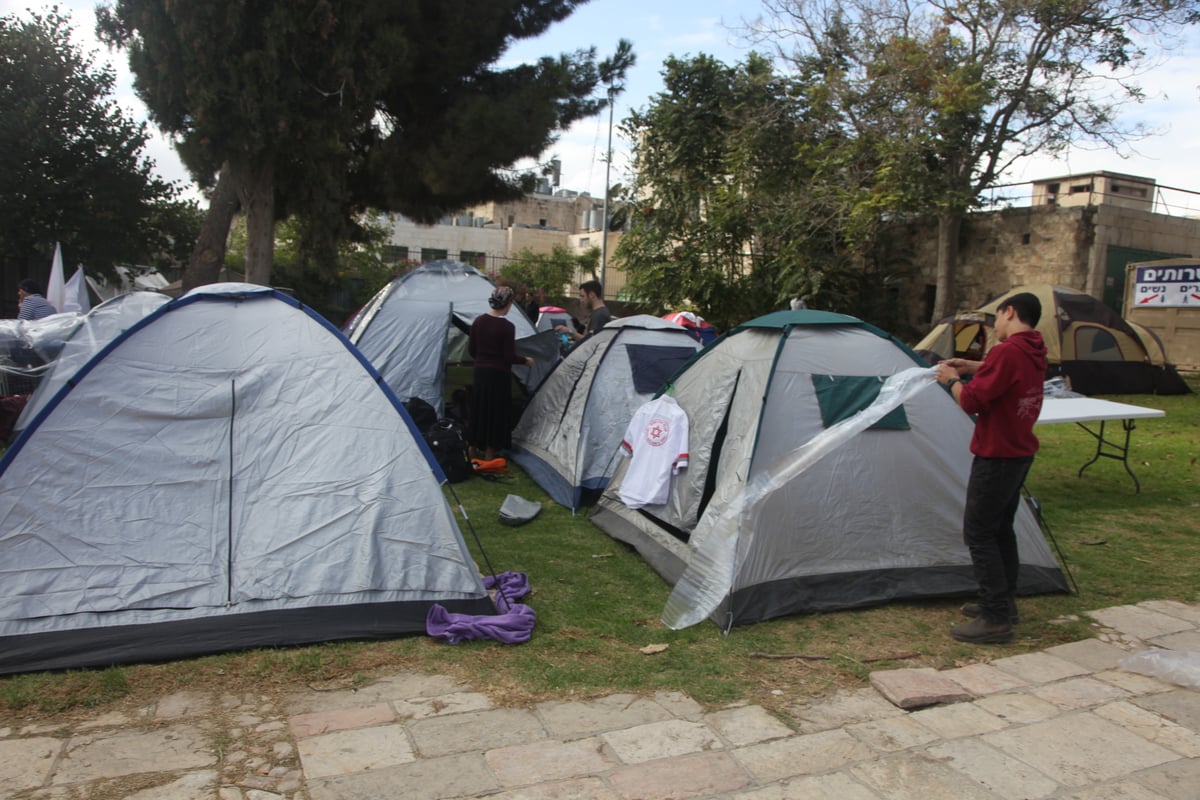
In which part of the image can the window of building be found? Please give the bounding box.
[420,248,448,263]
[579,237,590,248]
[460,251,486,269]
[538,218,547,227]
[1069,182,1093,194]
[382,245,409,264]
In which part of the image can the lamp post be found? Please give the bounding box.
[599,85,615,297]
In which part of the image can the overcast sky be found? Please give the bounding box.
[7,0,1200,210]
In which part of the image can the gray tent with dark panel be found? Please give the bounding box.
[511,315,702,509]
[0,284,493,674]
[592,310,1069,630]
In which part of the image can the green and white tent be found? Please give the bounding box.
[592,310,1069,630]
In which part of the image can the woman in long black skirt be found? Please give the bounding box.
[468,286,533,460]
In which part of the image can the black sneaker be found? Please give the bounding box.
[950,616,1014,644]
[960,600,1020,625]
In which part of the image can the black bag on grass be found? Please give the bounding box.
[425,418,473,483]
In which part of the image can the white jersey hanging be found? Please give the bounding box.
[618,394,689,509]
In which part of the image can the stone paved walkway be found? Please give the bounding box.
[2,600,1198,799]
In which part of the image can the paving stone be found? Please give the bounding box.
[1056,781,1172,799]
[484,737,618,786]
[910,701,1010,739]
[849,751,1005,799]
[607,751,749,799]
[76,710,134,731]
[941,663,1029,696]
[306,751,497,800]
[785,687,906,733]
[1046,639,1134,672]
[727,771,882,799]
[973,691,1065,724]
[869,667,971,709]
[652,690,704,721]
[1138,600,1200,626]
[53,724,214,784]
[732,728,874,782]
[1132,756,1200,800]
[1094,701,1200,758]
[1088,605,1195,640]
[982,712,1178,787]
[1147,629,1200,652]
[391,691,493,719]
[601,718,722,764]
[0,737,60,795]
[289,704,395,738]
[295,724,415,778]
[409,707,545,758]
[925,737,1060,799]
[535,694,673,738]
[1093,668,1176,696]
[989,652,1091,684]
[478,777,621,799]
[705,705,793,746]
[1134,689,1200,734]
[845,715,940,752]
[123,770,219,799]
[1030,676,1130,710]
[155,691,213,719]
[284,673,466,715]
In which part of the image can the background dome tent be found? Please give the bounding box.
[661,310,718,345]
[0,284,494,675]
[535,305,579,334]
[590,310,1069,631]
[511,315,703,510]
[343,260,560,415]
[915,284,1190,395]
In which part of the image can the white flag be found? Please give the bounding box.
[63,266,90,313]
[46,242,67,313]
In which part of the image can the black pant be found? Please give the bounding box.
[963,455,1034,623]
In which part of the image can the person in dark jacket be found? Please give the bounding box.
[468,286,533,460]
[936,292,1047,644]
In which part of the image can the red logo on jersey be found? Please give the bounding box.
[644,417,670,447]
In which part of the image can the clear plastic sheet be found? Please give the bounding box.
[661,366,941,630]
[1119,649,1200,690]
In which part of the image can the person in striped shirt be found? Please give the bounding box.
[17,280,56,320]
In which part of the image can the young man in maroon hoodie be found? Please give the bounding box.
[936,292,1047,644]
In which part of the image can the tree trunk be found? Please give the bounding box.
[931,211,961,324]
[182,162,239,293]
[236,160,276,287]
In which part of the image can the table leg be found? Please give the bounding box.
[1075,418,1141,493]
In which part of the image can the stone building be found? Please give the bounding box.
[898,172,1200,332]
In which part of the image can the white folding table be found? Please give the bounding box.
[1035,396,1166,492]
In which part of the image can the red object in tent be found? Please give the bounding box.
[661,311,718,344]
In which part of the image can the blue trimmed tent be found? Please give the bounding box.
[511,315,702,509]
[0,284,492,674]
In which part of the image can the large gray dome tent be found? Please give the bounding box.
[0,284,493,675]
[511,315,703,510]
[591,310,1069,631]
[344,260,559,413]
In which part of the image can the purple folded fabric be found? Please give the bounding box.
[484,571,530,611]
[426,601,537,644]
[426,571,537,644]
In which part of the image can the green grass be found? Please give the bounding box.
[1,376,1196,721]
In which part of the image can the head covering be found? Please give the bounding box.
[488,286,515,310]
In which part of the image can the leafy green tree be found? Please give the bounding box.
[499,245,598,297]
[751,0,1200,322]
[617,53,886,330]
[0,8,190,280]
[98,1,632,289]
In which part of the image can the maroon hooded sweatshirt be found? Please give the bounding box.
[957,329,1048,458]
